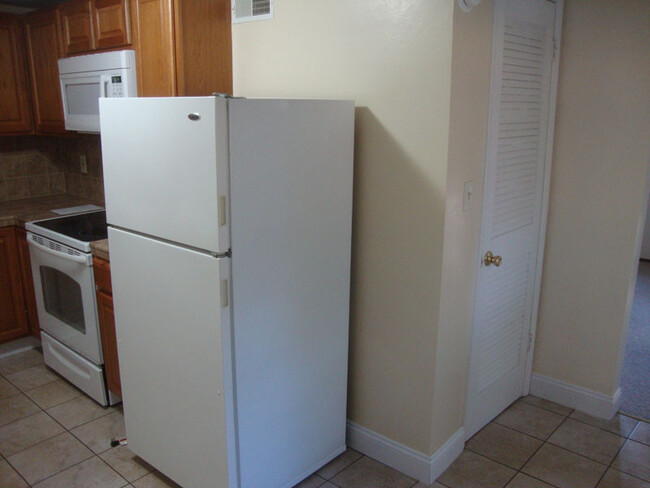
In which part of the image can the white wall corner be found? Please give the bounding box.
[346,421,464,484]
[530,374,622,419]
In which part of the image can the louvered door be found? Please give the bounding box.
[465,0,560,438]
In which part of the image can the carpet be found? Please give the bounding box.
[620,261,650,420]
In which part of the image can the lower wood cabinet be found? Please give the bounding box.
[0,227,31,343]
[94,257,121,397]
[15,228,40,338]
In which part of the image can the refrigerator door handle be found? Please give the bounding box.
[220,279,229,308]
[218,196,227,226]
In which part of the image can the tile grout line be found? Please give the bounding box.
[511,409,570,488]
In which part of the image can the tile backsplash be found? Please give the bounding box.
[0,135,104,203]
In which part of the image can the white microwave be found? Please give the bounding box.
[58,50,137,133]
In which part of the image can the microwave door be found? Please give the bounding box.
[60,74,102,132]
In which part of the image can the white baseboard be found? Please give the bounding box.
[346,420,464,484]
[529,373,621,419]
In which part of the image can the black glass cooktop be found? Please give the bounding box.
[34,210,108,242]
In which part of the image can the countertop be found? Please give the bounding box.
[90,239,110,261]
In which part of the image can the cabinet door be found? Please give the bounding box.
[174,0,232,96]
[0,228,30,344]
[24,9,67,135]
[93,0,130,50]
[60,0,95,55]
[97,289,121,397]
[0,15,33,134]
[129,0,175,96]
[15,228,40,338]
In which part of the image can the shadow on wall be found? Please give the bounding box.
[347,106,444,451]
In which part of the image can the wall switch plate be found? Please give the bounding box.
[463,180,474,212]
[80,155,88,174]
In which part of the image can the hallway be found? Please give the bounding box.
[620,261,650,420]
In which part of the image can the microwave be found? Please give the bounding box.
[58,50,137,133]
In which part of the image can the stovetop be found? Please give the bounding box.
[26,210,107,253]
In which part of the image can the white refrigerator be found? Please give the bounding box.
[99,96,354,488]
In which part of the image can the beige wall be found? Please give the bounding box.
[432,0,494,452]
[534,0,650,395]
[232,0,454,454]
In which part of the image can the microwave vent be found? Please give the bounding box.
[232,0,273,23]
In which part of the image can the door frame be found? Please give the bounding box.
[464,0,564,436]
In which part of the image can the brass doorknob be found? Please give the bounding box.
[484,251,502,267]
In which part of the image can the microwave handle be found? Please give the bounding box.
[100,75,111,98]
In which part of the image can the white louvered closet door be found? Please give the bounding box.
[465,0,559,439]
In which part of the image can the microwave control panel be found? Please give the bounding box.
[110,76,124,97]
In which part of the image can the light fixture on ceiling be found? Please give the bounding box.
[457,0,483,12]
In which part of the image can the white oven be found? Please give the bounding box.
[27,233,102,364]
[25,209,116,406]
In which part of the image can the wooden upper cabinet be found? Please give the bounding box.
[0,15,33,135]
[174,0,232,97]
[93,0,131,50]
[130,0,232,97]
[24,8,66,135]
[129,0,175,96]
[60,0,94,55]
[60,0,131,55]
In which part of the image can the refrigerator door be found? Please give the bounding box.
[100,97,230,254]
[108,227,237,488]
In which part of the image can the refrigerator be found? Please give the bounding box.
[99,96,354,488]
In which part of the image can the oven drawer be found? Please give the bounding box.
[42,332,108,406]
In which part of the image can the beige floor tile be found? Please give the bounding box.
[494,402,565,440]
[100,445,155,483]
[505,473,555,487]
[596,468,650,488]
[132,471,182,488]
[611,439,650,482]
[0,394,40,427]
[0,377,20,399]
[330,456,417,488]
[25,379,82,409]
[467,423,543,469]
[569,411,638,437]
[316,448,363,479]
[0,459,28,488]
[0,350,44,376]
[0,412,65,457]
[6,365,59,392]
[415,483,446,488]
[548,418,626,464]
[320,484,337,488]
[519,396,573,416]
[46,395,115,430]
[521,444,607,488]
[71,410,126,454]
[7,432,93,485]
[437,450,516,488]
[293,473,328,488]
[630,421,650,446]
[33,456,128,488]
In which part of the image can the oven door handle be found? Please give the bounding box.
[28,238,91,266]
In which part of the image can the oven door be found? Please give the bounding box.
[27,233,103,365]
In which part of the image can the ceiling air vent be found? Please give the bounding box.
[232,0,273,24]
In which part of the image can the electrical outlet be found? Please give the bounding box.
[463,180,474,212]
[80,155,88,174]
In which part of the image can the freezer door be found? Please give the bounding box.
[100,97,230,254]
[108,227,237,488]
